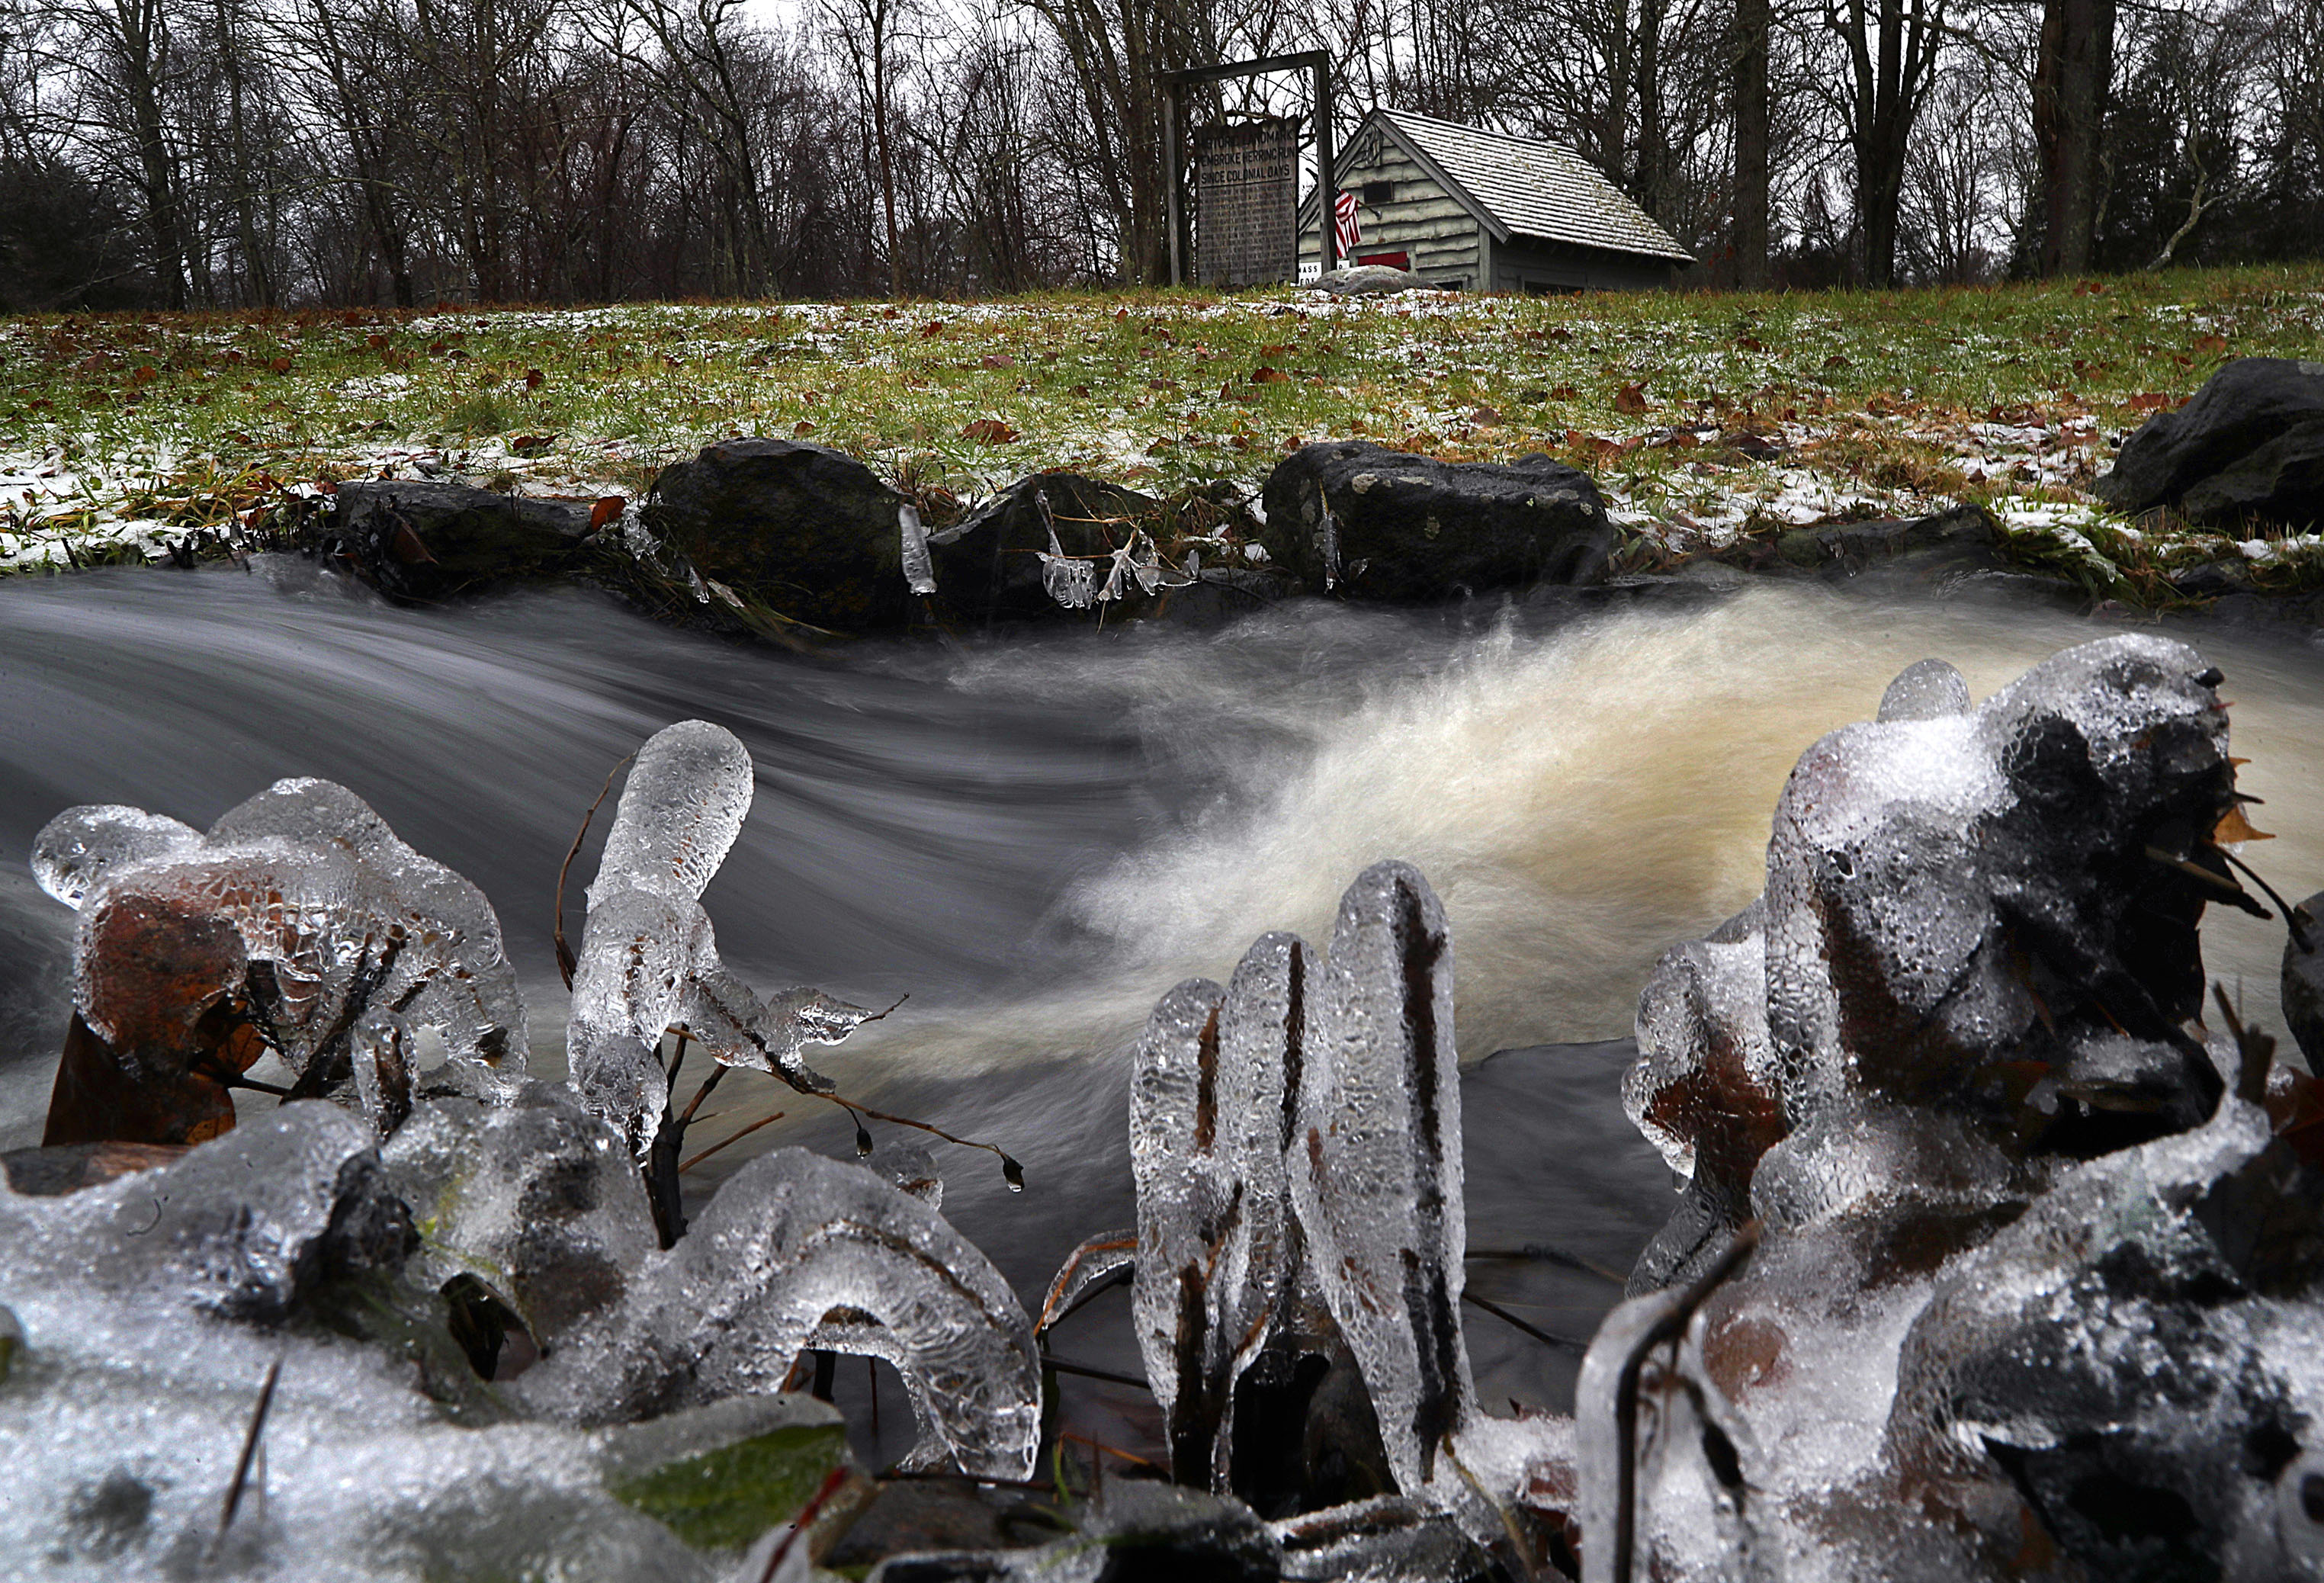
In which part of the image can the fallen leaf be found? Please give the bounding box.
[793,419,817,435]
[1737,336,1766,352]
[589,496,627,531]
[267,356,292,374]
[389,522,437,564]
[2215,806,2274,843]
[510,433,557,454]
[920,320,945,337]
[1614,381,1649,414]
[1469,406,1503,427]
[962,418,1019,444]
[524,368,546,389]
[2194,334,2228,358]
[1251,366,1292,384]
[368,333,390,350]
[1822,353,1851,370]
[981,353,1016,369]
[2128,392,2175,412]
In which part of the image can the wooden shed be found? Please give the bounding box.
[1298,109,1693,292]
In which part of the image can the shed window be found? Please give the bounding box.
[1361,180,1394,204]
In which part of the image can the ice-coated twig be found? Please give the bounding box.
[217,1354,283,1540]
[899,502,939,596]
[1037,1229,1136,1334]
[567,721,880,1158]
[1292,861,1474,1495]
[553,753,633,990]
[516,1146,1042,1481]
[1131,929,1309,1488]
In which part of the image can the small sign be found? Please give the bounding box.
[1196,117,1302,288]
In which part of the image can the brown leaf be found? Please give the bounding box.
[2194,334,2229,358]
[1469,406,1503,427]
[2128,392,2175,413]
[961,418,1019,444]
[589,495,628,532]
[368,333,390,351]
[267,356,292,375]
[510,433,557,455]
[2215,805,2275,843]
[980,353,1016,369]
[920,320,946,337]
[389,522,437,565]
[1736,336,1766,352]
[793,419,817,435]
[524,368,546,389]
[1822,354,1851,370]
[1251,365,1291,384]
[1613,381,1649,414]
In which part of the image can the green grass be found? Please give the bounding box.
[2,265,2320,592]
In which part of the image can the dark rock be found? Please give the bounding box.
[2287,891,2324,1068]
[329,481,592,601]
[2095,357,2324,529]
[1260,442,1615,600]
[1813,503,2002,577]
[2169,560,2252,597]
[1151,567,1298,627]
[827,1481,1051,1567]
[1777,528,1824,567]
[928,472,1160,624]
[1935,568,2087,606]
[642,438,910,632]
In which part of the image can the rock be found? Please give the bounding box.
[329,480,592,601]
[928,471,1160,623]
[1777,528,1824,567]
[826,1480,1051,1567]
[1259,442,1616,600]
[1876,657,1972,722]
[1152,567,1298,627]
[2287,891,2324,1068]
[2168,560,2252,597]
[2095,357,2324,529]
[1306,265,1431,296]
[641,438,910,632]
[1812,503,2003,576]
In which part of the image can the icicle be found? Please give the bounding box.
[899,503,937,596]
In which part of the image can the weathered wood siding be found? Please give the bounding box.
[1490,239,1679,294]
[1299,125,1481,288]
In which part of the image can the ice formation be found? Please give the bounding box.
[1592,635,2318,1581]
[518,1145,1042,1481]
[32,778,529,1116]
[1080,860,1572,1567]
[567,719,878,1157]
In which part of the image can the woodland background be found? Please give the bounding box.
[1,0,2319,310]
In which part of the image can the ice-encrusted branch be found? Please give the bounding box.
[567,721,878,1158]
[515,1145,1042,1481]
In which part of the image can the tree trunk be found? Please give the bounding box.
[1734,0,1770,287]
[2034,0,2116,276]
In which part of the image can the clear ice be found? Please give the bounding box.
[33,778,529,1103]
[568,720,877,1157]
[516,1145,1042,1481]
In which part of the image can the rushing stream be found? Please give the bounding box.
[4,562,2322,1460]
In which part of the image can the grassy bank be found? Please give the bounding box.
[3,265,2321,600]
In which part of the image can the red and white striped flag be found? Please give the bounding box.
[1334,190,1363,255]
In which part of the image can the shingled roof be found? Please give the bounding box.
[1366,109,1694,264]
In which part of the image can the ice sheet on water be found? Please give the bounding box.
[570,721,877,1156]
[1292,862,1475,1503]
[516,1145,1041,1481]
[32,779,530,1103]
[381,1081,659,1346]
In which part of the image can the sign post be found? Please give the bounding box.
[1160,52,1336,287]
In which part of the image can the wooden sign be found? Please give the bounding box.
[1195,117,1301,287]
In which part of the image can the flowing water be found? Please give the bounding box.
[4,560,2321,1443]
